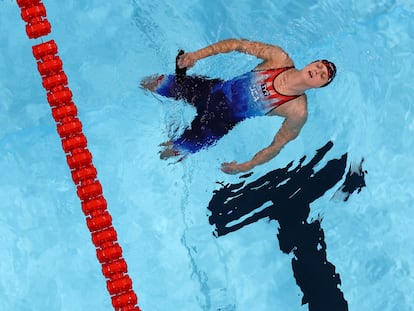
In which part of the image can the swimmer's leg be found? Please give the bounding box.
[140,50,186,93]
[159,141,189,163]
[159,141,179,159]
[140,50,187,92]
[158,115,206,159]
[159,90,237,158]
[141,73,221,107]
[140,74,165,92]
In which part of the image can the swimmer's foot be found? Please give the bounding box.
[175,50,187,77]
[140,74,164,92]
[159,141,180,159]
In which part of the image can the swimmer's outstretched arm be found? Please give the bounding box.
[221,113,307,174]
[177,39,291,69]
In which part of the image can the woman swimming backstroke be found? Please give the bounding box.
[141,39,336,174]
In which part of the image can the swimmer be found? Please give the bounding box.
[141,39,336,174]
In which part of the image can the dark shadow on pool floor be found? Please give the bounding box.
[208,141,366,311]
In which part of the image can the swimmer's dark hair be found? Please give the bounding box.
[319,59,336,87]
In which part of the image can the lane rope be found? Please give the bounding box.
[16,1,141,310]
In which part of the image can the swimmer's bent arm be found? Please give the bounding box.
[177,39,285,68]
[221,114,307,174]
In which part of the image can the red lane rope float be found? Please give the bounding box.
[16,1,141,310]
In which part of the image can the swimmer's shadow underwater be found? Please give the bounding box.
[207,141,366,311]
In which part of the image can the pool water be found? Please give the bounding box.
[1,0,414,310]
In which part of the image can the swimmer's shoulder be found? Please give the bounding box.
[255,47,294,70]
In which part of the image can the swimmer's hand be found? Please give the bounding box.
[177,52,197,69]
[221,161,253,174]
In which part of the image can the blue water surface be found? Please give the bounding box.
[1,0,414,310]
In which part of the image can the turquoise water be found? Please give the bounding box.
[1,0,414,310]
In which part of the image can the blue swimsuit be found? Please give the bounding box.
[154,67,300,154]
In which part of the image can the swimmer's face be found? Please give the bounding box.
[303,61,330,88]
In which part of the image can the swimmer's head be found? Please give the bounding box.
[304,60,337,88]
[318,59,336,87]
